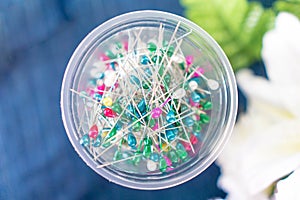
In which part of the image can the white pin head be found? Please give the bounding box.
[171,55,184,63]
[172,88,186,99]
[147,160,157,171]
[207,79,219,90]
[188,80,198,91]
[104,71,117,87]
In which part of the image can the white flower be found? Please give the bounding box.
[217,12,300,200]
[274,168,300,200]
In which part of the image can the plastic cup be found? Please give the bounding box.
[61,10,237,190]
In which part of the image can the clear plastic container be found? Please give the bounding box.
[61,10,237,190]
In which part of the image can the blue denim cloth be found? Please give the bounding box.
[0,0,238,199]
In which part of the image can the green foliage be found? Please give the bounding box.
[274,0,300,18]
[181,0,275,71]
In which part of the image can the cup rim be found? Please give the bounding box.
[61,10,238,190]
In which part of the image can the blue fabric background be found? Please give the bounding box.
[0,0,272,199]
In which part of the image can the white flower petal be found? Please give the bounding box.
[275,168,300,200]
[262,13,300,85]
[218,107,300,197]
[237,69,300,118]
[217,12,300,199]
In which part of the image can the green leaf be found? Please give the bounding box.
[274,0,300,18]
[181,0,275,71]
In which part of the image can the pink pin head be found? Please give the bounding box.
[192,67,204,78]
[181,141,193,151]
[190,134,198,145]
[89,124,99,139]
[123,41,129,51]
[86,87,95,96]
[151,108,162,119]
[98,53,110,61]
[185,55,194,66]
[189,98,199,107]
[104,108,117,118]
[97,84,106,95]
[163,155,172,166]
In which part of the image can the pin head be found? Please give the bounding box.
[130,75,141,87]
[80,134,90,147]
[103,108,117,118]
[191,91,201,103]
[207,79,219,90]
[192,67,204,78]
[104,71,117,87]
[151,107,162,118]
[171,55,184,63]
[188,80,198,91]
[97,84,106,95]
[88,124,99,139]
[92,135,102,147]
[172,88,186,99]
[150,153,159,162]
[147,160,157,171]
[166,130,176,141]
[166,110,176,123]
[185,55,194,66]
[103,97,113,107]
[127,133,137,148]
